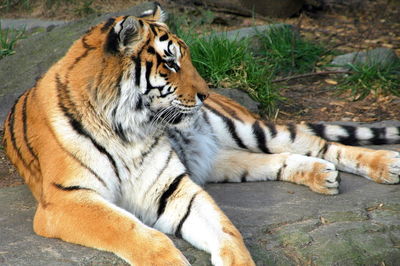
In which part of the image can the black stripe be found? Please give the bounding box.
[149,24,158,35]
[287,123,297,142]
[211,98,243,122]
[205,104,247,149]
[338,125,357,145]
[68,37,95,71]
[144,61,154,94]
[105,27,120,54]
[132,54,142,87]
[240,171,248,182]
[175,193,197,238]
[318,142,330,158]
[164,49,172,57]
[156,149,173,179]
[159,33,169,41]
[157,173,187,217]
[58,96,121,181]
[147,46,156,54]
[54,134,108,189]
[101,17,116,32]
[55,76,111,187]
[307,123,325,139]
[167,40,173,53]
[264,122,277,138]
[155,53,164,67]
[167,131,189,171]
[276,163,287,181]
[56,75,121,182]
[114,123,129,143]
[22,89,39,161]
[135,97,143,110]
[53,183,92,191]
[202,110,210,125]
[371,127,387,145]
[252,121,271,154]
[336,149,341,162]
[8,99,31,170]
[176,130,191,145]
[138,135,161,166]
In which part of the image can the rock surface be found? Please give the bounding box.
[213,88,260,113]
[330,47,399,70]
[0,18,67,32]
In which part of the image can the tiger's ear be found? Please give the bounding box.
[118,16,141,45]
[105,16,141,54]
[138,2,167,23]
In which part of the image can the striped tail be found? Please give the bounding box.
[301,123,400,145]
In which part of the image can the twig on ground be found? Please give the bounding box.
[271,70,351,83]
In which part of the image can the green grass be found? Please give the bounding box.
[257,25,326,75]
[338,61,400,100]
[181,31,282,117]
[1,0,30,11]
[74,0,96,17]
[168,16,326,117]
[0,23,26,59]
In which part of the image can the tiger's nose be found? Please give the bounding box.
[197,93,209,102]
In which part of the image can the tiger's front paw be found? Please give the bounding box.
[211,242,255,266]
[284,155,340,195]
[307,160,340,195]
[136,231,190,266]
[363,150,400,184]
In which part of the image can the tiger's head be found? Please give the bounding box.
[85,4,209,140]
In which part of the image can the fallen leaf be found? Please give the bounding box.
[324,79,338,85]
[329,101,345,106]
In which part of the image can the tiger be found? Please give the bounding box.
[2,3,400,265]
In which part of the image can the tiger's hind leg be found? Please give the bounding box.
[321,143,400,184]
[209,149,340,195]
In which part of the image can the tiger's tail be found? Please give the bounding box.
[301,122,400,145]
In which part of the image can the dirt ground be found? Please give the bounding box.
[1,0,399,187]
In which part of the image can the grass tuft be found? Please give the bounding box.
[257,25,326,75]
[74,0,96,17]
[338,61,400,100]
[0,23,26,59]
[179,31,282,117]
[1,0,31,11]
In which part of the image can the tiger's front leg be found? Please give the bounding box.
[34,188,190,265]
[147,173,255,266]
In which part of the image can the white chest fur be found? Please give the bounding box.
[167,114,219,185]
